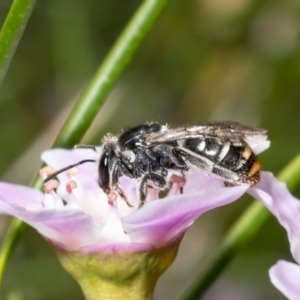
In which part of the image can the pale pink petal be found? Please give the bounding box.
[98,205,131,244]
[269,260,300,300]
[41,148,99,191]
[80,232,184,253]
[0,203,103,250]
[249,172,300,263]
[0,182,44,210]
[81,242,154,253]
[251,140,270,154]
[42,148,112,219]
[180,170,224,194]
[123,185,248,247]
[78,189,110,223]
[31,209,104,250]
[117,176,140,212]
[55,175,110,222]
[0,181,103,250]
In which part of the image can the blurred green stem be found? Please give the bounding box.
[0,0,170,284]
[52,0,170,148]
[178,154,300,300]
[0,0,37,85]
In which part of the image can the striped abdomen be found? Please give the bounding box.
[179,137,260,186]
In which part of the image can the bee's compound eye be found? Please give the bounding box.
[98,151,110,193]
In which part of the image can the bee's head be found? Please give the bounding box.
[97,147,111,194]
[98,134,119,194]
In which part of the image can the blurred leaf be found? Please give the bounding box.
[0,0,36,85]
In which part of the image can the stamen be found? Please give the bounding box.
[43,159,96,183]
[107,191,118,206]
[66,180,78,194]
[39,166,55,179]
[44,179,59,194]
[66,167,79,177]
[169,174,186,195]
[170,174,186,187]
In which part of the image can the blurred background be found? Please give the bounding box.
[0,0,300,298]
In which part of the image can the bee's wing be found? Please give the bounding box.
[145,121,268,145]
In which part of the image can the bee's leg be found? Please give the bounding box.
[110,163,134,208]
[139,173,167,208]
[115,185,134,207]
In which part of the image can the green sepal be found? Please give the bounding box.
[55,237,182,300]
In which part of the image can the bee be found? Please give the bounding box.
[43,121,267,208]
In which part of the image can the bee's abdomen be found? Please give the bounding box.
[234,147,261,186]
[220,144,260,186]
[182,138,261,186]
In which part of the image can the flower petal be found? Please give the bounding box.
[31,209,104,250]
[41,148,99,191]
[0,182,44,210]
[42,148,113,219]
[0,196,103,250]
[123,185,248,247]
[251,140,270,154]
[249,172,300,263]
[269,260,300,300]
[180,170,225,193]
[81,241,155,253]
[98,204,131,244]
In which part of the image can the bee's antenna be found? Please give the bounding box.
[75,145,97,152]
[43,159,96,183]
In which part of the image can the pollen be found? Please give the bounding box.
[66,180,78,193]
[66,167,79,176]
[107,191,118,205]
[39,166,55,179]
[44,179,59,194]
[170,174,186,187]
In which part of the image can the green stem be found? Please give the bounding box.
[0,219,26,278]
[52,0,170,148]
[0,0,37,85]
[0,0,170,284]
[178,154,300,300]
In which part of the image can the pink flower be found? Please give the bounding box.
[0,147,249,251]
[0,141,272,299]
[248,172,300,300]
